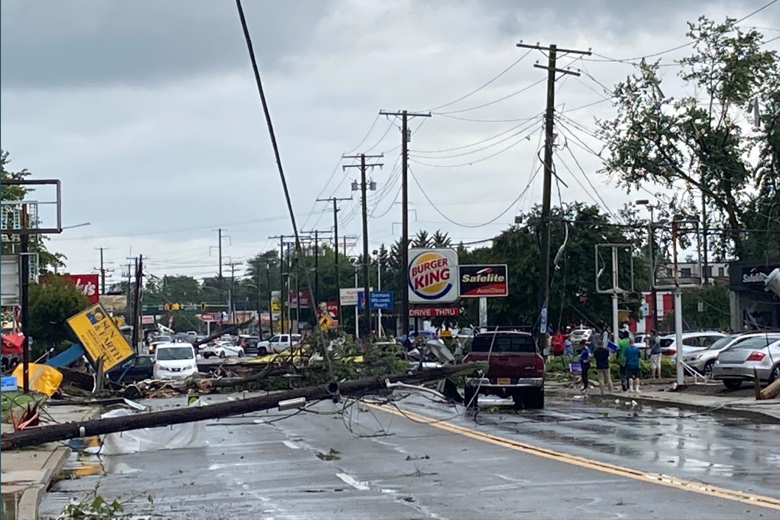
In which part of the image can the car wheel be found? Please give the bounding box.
[238,351,244,358]
[723,379,742,390]
[219,351,226,359]
[769,365,780,384]
[258,348,268,356]
[522,388,545,410]
[703,360,715,376]
[464,386,478,408]
[203,353,211,359]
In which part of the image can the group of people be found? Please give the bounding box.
[577,329,663,395]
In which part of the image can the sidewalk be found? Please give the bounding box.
[547,382,780,423]
[1,405,99,520]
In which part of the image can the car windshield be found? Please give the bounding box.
[471,334,536,353]
[706,335,739,350]
[156,347,194,360]
[729,336,780,350]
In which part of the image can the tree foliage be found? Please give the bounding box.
[597,18,780,260]
[28,275,90,357]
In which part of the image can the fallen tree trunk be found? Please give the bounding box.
[759,376,780,400]
[1,362,485,450]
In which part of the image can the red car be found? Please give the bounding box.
[463,330,545,409]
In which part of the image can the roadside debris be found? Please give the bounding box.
[0,363,485,450]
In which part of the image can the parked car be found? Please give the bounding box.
[463,330,544,409]
[239,335,261,356]
[684,333,780,375]
[107,355,155,384]
[659,331,727,358]
[153,343,197,380]
[712,335,780,390]
[200,341,245,359]
[568,327,592,348]
[257,334,302,354]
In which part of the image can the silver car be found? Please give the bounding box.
[682,333,780,375]
[712,335,780,390]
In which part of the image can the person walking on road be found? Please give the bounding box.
[617,330,631,392]
[649,329,662,379]
[625,341,641,393]
[579,340,591,394]
[593,341,613,394]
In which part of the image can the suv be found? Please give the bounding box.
[463,331,545,409]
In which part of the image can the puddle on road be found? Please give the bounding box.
[1,492,20,520]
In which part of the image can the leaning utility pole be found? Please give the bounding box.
[315,197,351,322]
[379,109,430,338]
[344,153,383,338]
[301,229,333,307]
[515,42,591,347]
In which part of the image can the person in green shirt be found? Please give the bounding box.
[616,330,631,392]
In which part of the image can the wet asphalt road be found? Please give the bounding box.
[41,394,780,519]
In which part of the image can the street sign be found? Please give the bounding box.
[458,265,508,298]
[66,303,134,372]
[318,314,333,331]
[409,307,460,318]
[62,274,100,304]
[369,291,393,310]
[0,255,21,307]
[271,300,282,312]
[340,287,374,306]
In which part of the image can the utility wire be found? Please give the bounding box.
[409,124,543,168]
[420,49,535,112]
[408,163,542,228]
[411,115,542,157]
[434,78,546,115]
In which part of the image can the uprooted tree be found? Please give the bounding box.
[597,17,780,261]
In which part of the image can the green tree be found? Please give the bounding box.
[597,18,780,260]
[681,284,731,331]
[0,151,66,271]
[28,275,90,358]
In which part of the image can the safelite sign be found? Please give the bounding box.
[458,265,509,298]
[408,249,459,304]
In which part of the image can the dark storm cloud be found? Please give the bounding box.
[0,0,333,90]
[426,0,777,39]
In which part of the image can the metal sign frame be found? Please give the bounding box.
[0,180,62,235]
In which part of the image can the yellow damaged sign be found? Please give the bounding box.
[67,303,134,372]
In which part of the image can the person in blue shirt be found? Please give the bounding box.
[579,341,591,393]
[624,342,641,393]
[563,336,573,357]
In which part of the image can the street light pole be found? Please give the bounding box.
[636,199,659,333]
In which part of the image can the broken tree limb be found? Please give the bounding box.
[759,376,780,400]
[0,362,486,450]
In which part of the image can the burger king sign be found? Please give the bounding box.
[408,249,459,304]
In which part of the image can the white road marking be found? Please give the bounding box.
[336,473,370,491]
[282,440,300,450]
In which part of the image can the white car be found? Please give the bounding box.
[257,334,302,354]
[659,331,727,358]
[154,343,198,380]
[200,341,245,359]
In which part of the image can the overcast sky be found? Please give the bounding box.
[2,0,778,284]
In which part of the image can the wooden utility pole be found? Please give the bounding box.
[315,197,351,322]
[515,42,591,348]
[378,110,430,338]
[301,229,332,307]
[96,247,108,295]
[344,153,383,338]
[0,363,486,451]
[226,260,242,325]
[131,255,143,353]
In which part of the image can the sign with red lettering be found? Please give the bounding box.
[288,289,311,309]
[408,249,459,304]
[62,274,100,304]
[458,265,509,298]
[409,307,461,318]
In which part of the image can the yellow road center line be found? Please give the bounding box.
[365,401,780,511]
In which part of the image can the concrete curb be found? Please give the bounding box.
[17,446,71,520]
[547,387,780,424]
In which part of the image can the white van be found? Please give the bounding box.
[154,343,197,380]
